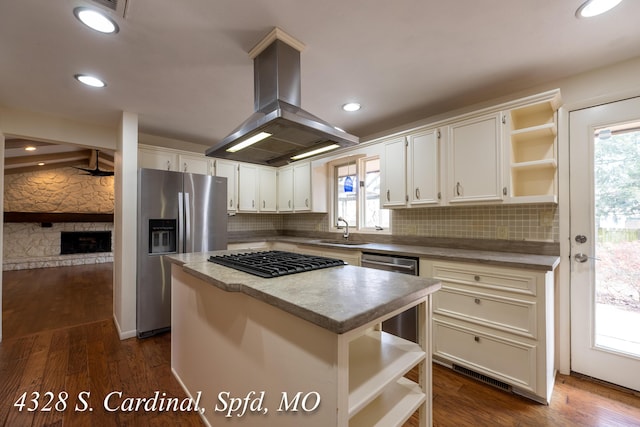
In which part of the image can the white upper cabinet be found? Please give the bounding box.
[238,163,259,212]
[277,162,326,213]
[138,146,177,171]
[381,136,408,208]
[138,145,211,175]
[293,162,312,212]
[177,153,211,175]
[214,159,238,213]
[258,167,278,212]
[277,166,294,212]
[447,112,505,204]
[408,128,442,206]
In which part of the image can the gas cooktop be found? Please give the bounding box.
[207,250,346,278]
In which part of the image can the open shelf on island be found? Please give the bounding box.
[349,330,425,419]
[349,377,425,427]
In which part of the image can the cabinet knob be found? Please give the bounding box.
[474,275,480,282]
[474,336,480,343]
[474,298,481,304]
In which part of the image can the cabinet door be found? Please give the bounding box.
[238,163,258,212]
[277,166,294,212]
[214,159,238,212]
[177,154,210,175]
[408,129,440,206]
[138,148,176,171]
[448,112,504,203]
[258,167,277,212]
[381,137,407,207]
[293,162,311,211]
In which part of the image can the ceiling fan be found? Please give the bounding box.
[74,150,114,176]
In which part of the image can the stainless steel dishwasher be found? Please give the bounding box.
[360,252,419,342]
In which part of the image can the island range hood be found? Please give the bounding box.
[205,28,359,167]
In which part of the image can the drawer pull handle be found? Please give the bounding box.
[474,298,481,304]
[474,275,480,281]
[474,336,480,343]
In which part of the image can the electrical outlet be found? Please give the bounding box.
[497,226,508,239]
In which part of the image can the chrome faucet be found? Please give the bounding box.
[337,216,349,239]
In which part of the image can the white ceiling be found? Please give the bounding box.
[2,0,640,154]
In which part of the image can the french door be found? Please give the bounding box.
[569,97,640,391]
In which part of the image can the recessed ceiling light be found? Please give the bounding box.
[25,146,37,152]
[342,103,361,112]
[37,162,46,166]
[576,0,622,18]
[73,7,119,34]
[75,74,106,88]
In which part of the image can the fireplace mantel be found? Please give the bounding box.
[4,212,114,223]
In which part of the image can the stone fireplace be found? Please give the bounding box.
[3,166,115,271]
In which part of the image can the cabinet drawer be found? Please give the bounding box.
[433,320,536,392]
[431,262,537,296]
[434,288,536,338]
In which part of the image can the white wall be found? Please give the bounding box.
[113,112,138,339]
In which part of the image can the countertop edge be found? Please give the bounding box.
[168,254,441,334]
[237,237,560,271]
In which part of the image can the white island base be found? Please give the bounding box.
[170,264,434,427]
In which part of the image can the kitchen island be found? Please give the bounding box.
[167,251,441,427]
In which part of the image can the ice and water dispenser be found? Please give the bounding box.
[148,219,177,254]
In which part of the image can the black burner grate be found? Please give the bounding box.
[207,250,346,278]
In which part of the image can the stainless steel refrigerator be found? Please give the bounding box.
[136,168,228,338]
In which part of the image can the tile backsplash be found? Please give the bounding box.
[231,203,559,242]
[392,203,559,242]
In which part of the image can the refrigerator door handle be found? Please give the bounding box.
[178,191,185,253]
[184,192,192,253]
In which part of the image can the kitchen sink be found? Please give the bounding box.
[314,239,368,246]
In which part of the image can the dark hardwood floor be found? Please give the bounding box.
[2,263,640,426]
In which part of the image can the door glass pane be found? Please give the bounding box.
[594,123,640,358]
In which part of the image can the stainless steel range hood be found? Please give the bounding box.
[205,28,359,167]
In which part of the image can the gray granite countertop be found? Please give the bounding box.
[233,236,560,271]
[167,251,441,335]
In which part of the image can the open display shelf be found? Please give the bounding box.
[507,91,561,203]
[348,330,426,423]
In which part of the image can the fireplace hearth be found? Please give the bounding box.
[61,231,112,255]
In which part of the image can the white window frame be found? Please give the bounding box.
[329,154,391,235]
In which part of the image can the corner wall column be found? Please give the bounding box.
[113,112,138,339]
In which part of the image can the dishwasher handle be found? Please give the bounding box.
[361,259,416,271]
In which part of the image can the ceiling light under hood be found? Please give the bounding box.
[205,28,359,167]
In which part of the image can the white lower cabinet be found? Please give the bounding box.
[424,259,555,403]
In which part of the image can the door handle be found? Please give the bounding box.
[574,253,599,263]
